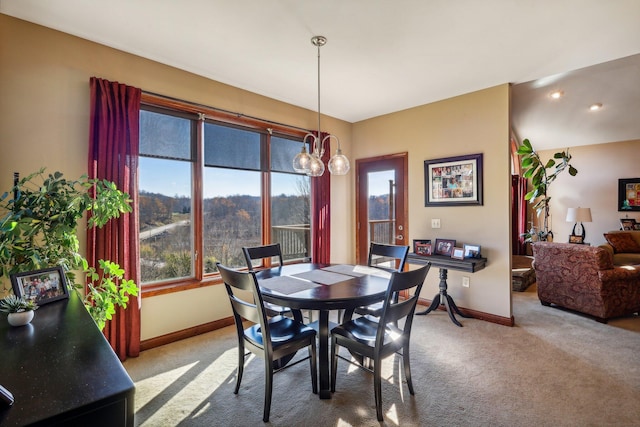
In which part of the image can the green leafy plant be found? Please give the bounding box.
[83,259,138,331]
[0,294,38,313]
[0,168,137,330]
[517,138,578,241]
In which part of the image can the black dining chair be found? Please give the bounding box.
[242,244,304,322]
[353,242,410,318]
[217,262,318,423]
[242,243,284,270]
[330,263,430,422]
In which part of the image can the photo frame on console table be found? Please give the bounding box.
[434,238,456,256]
[11,266,69,306]
[424,153,483,206]
[618,178,640,211]
[413,239,432,256]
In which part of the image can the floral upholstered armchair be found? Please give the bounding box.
[532,242,640,322]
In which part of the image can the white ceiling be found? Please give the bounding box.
[2,0,640,150]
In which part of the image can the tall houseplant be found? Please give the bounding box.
[516,139,578,241]
[0,168,138,329]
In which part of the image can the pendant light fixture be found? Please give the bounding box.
[292,36,350,176]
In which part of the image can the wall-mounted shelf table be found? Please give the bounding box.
[406,253,487,327]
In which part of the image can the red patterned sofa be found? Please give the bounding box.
[532,242,640,322]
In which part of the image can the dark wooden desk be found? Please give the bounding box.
[407,253,487,326]
[0,292,135,427]
[256,263,389,399]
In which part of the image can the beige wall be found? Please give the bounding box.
[1,15,353,340]
[352,85,513,318]
[536,139,640,246]
[2,14,516,340]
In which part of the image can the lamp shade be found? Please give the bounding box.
[566,207,592,223]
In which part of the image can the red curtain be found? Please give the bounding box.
[511,175,528,255]
[88,77,141,361]
[311,132,331,264]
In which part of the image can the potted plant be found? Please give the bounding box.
[0,168,138,330]
[0,294,38,326]
[516,139,578,241]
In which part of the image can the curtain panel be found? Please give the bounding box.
[88,77,142,361]
[311,132,331,264]
[512,175,528,255]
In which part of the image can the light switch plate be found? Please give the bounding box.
[431,219,441,228]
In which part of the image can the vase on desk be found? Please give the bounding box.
[7,310,34,327]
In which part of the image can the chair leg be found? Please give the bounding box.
[374,357,384,422]
[263,359,274,422]
[234,342,245,394]
[330,337,338,392]
[403,343,415,395]
[309,340,318,394]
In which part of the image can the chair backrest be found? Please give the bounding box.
[376,263,430,345]
[243,243,284,270]
[217,262,272,349]
[368,243,410,273]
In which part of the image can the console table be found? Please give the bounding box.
[0,291,135,426]
[407,253,487,326]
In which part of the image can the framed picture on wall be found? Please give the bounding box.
[424,153,483,206]
[618,178,640,211]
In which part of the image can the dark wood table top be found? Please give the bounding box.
[0,292,134,426]
[255,263,390,311]
[407,252,487,273]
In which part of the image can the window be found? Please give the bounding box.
[138,103,311,288]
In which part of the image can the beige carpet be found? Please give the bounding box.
[124,285,640,426]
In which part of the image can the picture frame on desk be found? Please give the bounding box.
[463,244,481,258]
[569,235,584,244]
[451,247,465,260]
[413,239,432,255]
[434,238,456,256]
[11,266,69,306]
[620,218,636,231]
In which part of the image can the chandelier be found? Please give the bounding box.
[292,36,350,177]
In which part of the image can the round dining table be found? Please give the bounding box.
[255,263,390,399]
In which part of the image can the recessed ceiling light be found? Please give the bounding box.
[589,103,603,111]
[549,90,564,99]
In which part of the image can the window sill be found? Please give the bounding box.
[141,276,223,298]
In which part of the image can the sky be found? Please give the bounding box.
[139,158,395,198]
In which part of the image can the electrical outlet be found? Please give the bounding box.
[462,276,470,288]
[431,218,441,228]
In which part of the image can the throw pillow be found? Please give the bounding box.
[604,233,640,253]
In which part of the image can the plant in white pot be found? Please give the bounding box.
[0,168,138,330]
[0,294,38,326]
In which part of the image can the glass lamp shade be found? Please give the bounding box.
[328,149,350,175]
[307,153,325,177]
[292,145,312,173]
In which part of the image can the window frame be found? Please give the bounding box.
[139,94,310,297]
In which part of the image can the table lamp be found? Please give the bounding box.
[566,207,592,241]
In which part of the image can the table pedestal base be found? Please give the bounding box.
[415,267,473,327]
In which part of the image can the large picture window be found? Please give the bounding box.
[139,105,311,287]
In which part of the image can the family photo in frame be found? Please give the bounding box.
[10,266,69,306]
[424,153,483,206]
[434,238,456,256]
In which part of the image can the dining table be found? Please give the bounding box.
[255,263,391,399]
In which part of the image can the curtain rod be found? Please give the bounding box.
[141,90,311,135]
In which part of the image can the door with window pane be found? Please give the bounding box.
[356,153,408,265]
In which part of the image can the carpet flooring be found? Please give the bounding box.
[124,285,640,426]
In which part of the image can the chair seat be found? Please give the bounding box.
[332,316,402,348]
[246,315,316,348]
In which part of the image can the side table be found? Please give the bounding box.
[406,253,487,326]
